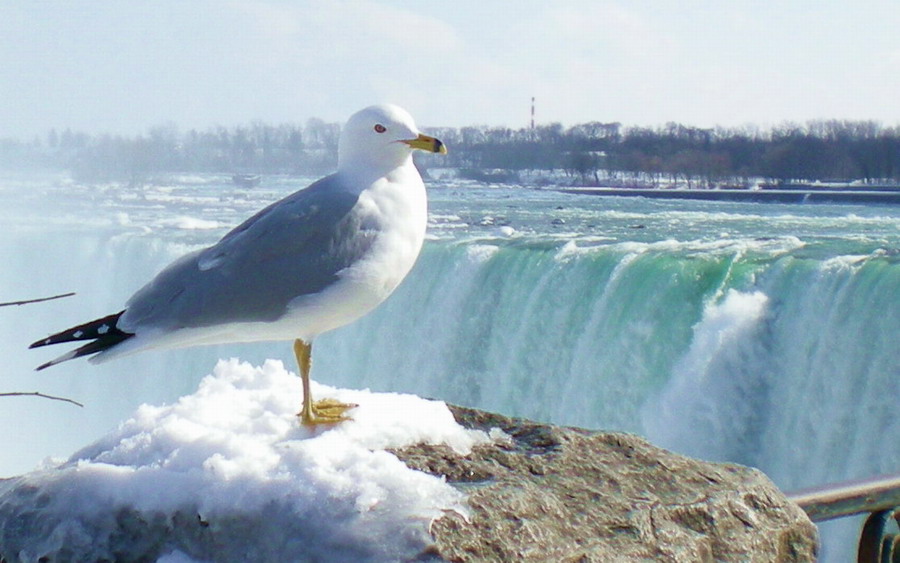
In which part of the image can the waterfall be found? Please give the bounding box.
[319,240,899,562]
[2,176,898,561]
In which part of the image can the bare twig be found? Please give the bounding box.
[0,391,84,407]
[0,292,76,308]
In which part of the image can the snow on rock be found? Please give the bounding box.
[0,359,491,562]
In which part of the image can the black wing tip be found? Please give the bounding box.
[31,311,127,348]
[33,332,134,370]
[29,336,56,349]
[31,311,133,369]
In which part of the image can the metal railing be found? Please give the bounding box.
[787,474,900,562]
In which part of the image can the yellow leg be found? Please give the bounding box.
[293,339,356,426]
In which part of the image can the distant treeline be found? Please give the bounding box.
[2,118,899,187]
[0,119,341,183]
[433,120,900,187]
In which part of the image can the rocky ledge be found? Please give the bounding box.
[0,402,818,562]
[396,405,818,562]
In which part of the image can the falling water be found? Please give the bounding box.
[2,173,898,561]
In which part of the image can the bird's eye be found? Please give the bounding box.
[374,124,386,133]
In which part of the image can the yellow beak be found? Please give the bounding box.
[403,133,448,154]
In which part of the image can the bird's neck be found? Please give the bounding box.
[337,153,417,190]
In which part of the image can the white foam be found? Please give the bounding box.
[643,289,770,458]
[465,244,500,263]
[559,236,807,258]
[820,254,870,270]
[161,216,222,230]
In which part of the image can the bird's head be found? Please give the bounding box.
[338,104,446,174]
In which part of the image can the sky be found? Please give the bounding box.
[2,0,899,138]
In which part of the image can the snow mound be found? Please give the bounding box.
[0,359,491,562]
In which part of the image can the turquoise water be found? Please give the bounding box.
[1,174,898,560]
[330,186,900,471]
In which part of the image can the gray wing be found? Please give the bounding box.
[120,176,376,331]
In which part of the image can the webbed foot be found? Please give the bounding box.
[299,398,358,426]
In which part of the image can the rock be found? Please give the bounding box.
[0,403,817,562]
[394,405,818,562]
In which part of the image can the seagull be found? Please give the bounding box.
[30,104,447,426]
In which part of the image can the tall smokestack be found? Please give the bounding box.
[530,97,535,130]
